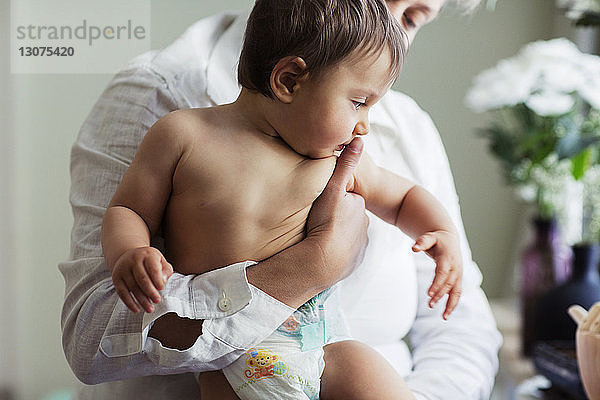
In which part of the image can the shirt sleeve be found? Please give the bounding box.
[397,102,502,399]
[59,62,294,384]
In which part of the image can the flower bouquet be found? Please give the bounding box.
[466,37,600,356]
[465,38,600,239]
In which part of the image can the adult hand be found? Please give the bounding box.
[305,137,369,288]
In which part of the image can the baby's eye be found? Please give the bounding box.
[352,100,365,110]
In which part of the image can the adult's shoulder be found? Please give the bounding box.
[149,12,240,79]
[109,11,242,109]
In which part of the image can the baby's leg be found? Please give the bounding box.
[198,371,240,400]
[321,340,416,400]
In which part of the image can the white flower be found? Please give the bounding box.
[582,166,600,241]
[578,57,600,108]
[543,63,583,92]
[520,37,581,61]
[526,91,575,116]
[469,36,600,225]
[466,38,600,113]
[516,183,537,202]
[465,58,537,111]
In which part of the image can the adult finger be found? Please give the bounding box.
[327,137,364,192]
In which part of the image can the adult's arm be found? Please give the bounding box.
[395,100,502,400]
[60,62,368,384]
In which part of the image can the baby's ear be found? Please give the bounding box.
[270,56,307,103]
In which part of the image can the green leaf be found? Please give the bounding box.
[571,149,592,180]
[478,125,517,164]
[516,128,557,164]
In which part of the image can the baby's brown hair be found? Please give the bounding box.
[238,0,407,98]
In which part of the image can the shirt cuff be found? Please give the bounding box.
[203,283,295,349]
[140,259,257,333]
[100,260,295,360]
[154,258,296,348]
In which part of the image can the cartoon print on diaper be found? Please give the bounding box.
[280,315,300,333]
[244,348,288,380]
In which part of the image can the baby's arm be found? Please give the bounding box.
[101,112,189,313]
[351,152,462,319]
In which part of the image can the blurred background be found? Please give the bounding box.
[0,0,590,398]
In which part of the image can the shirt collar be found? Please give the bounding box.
[206,9,250,105]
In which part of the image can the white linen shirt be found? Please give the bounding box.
[60,10,502,400]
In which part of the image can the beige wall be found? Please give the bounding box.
[1,0,571,398]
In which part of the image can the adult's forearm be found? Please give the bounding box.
[246,236,333,309]
[148,237,327,349]
[61,259,291,383]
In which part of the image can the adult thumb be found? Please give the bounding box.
[329,137,363,191]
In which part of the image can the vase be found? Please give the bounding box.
[520,217,572,356]
[533,243,600,344]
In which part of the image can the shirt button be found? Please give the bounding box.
[218,296,231,312]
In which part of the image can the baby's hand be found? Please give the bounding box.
[412,231,462,320]
[111,246,173,313]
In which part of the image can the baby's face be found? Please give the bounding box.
[276,48,395,159]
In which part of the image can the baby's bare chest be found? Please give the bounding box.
[170,141,337,231]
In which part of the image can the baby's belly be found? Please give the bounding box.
[163,199,313,274]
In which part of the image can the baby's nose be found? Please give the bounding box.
[353,120,369,136]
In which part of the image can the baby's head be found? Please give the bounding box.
[238,0,407,99]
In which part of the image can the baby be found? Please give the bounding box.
[101,0,462,398]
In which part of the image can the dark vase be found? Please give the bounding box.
[520,217,572,356]
[533,243,600,344]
